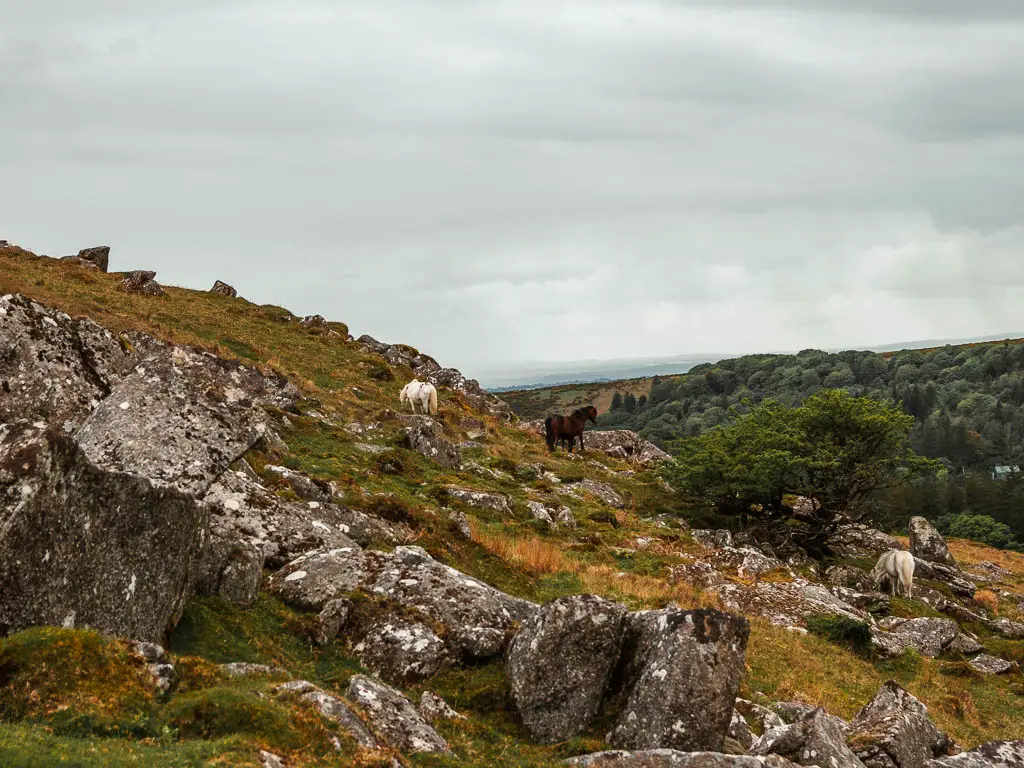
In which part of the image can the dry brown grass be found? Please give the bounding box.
[470,522,715,609]
[973,589,999,615]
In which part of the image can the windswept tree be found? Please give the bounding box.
[663,390,932,554]
[610,392,624,411]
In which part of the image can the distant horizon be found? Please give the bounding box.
[477,331,1024,390]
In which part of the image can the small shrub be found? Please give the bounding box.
[805,614,873,657]
[364,494,416,525]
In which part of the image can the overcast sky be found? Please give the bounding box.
[3,1,1024,380]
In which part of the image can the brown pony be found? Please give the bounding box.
[545,406,598,453]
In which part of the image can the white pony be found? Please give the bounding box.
[871,549,915,598]
[399,378,438,415]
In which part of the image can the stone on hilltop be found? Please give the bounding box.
[120,270,165,296]
[210,280,237,297]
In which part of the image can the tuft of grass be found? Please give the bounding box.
[805,614,874,658]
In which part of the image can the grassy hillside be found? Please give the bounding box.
[501,377,659,422]
[3,244,1024,766]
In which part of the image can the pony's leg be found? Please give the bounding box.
[579,432,585,453]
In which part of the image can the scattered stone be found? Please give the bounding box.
[75,245,111,271]
[402,416,462,469]
[847,681,953,768]
[576,478,626,509]
[346,674,450,754]
[730,710,755,750]
[751,708,863,768]
[259,750,286,768]
[826,565,872,592]
[445,486,513,516]
[565,751,799,767]
[447,508,473,539]
[911,559,976,599]
[289,686,381,750]
[263,464,333,502]
[527,500,555,526]
[120,269,165,296]
[969,654,1015,675]
[125,640,178,694]
[692,530,735,549]
[210,280,237,297]
[221,662,284,678]
[909,518,958,569]
[315,598,352,646]
[870,618,962,659]
[610,608,750,753]
[773,703,818,725]
[508,595,628,743]
[926,741,1024,768]
[419,691,466,724]
[946,634,983,655]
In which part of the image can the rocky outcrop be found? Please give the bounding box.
[578,430,673,466]
[263,464,332,503]
[346,675,450,754]
[911,559,975,599]
[847,682,953,768]
[576,478,626,509]
[358,334,511,418]
[751,708,864,768]
[276,680,382,750]
[926,741,1024,768]
[269,545,535,669]
[610,609,750,753]
[735,699,786,733]
[507,595,628,743]
[1,297,302,641]
[827,565,873,592]
[403,416,461,469]
[909,518,958,569]
[717,579,868,630]
[566,752,799,768]
[120,270,165,296]
[870,618,967,659]
[0,293,137,431]
[210,280,237,297]
[420,692,465,725]
[527,501,575,529]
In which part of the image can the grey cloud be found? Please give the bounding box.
[2,0,1023,372]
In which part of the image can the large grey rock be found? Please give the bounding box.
[210,280,237,297]
[77,346,293,497]
[346,675,450,754]
[610,609,750,753]
[908,518,957,569]
[566,751,800,767]
[828,525,902,558]
[580,430,673,466]
[730,711,756,750]
[269,545,535,664]
[279,683,381,750]
[578,478,626,509]
[869,618,962,659]
[926,741,1024,768]
[847,682,953,768]
[0,294,136,432]
[263,464,332,503]
[403,416,461,469]
[507,595,628,743]
[0,422,208,642]
[751,708,864,768]
[353,618,452,685]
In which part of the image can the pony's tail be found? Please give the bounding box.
[544,417,556,451]
[429,386,438,415]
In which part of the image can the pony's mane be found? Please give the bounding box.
[571,405,595,418]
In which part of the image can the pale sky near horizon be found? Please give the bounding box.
[3,1,1024,379]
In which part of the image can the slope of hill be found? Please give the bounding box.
[3,243,1024,767]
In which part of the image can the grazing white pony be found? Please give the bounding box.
[871,549,915,598]
[399,378,438,415]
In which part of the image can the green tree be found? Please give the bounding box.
[663,391,929,552]
[610,392,623,411]
[637,394,648,410]
[943,513,1020,550]
[623,393,638,413]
